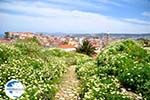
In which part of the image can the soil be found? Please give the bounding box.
[55,65,80,100]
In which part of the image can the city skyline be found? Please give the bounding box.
[0,0,150,34]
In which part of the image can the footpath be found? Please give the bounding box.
[55,65,80,100]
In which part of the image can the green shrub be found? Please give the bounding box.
[97,40,150,99]
[76,61,131,100]
[0,44,22,64]
[76,40,150,100]
[76,40,96,56]
[0,39,76,99]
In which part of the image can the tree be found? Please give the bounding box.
[76,40,96,56]
[5,32,9,38]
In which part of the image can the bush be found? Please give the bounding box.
[97,40,150,99]
[76,40,150,100]
[76,40,96,56]
[0,39,76,99]
[76,61,131,100]
[137,38,150,47]
[0,44,22,64]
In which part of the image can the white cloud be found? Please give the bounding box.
[124,18,150,25]
[142,12,150,17]
[0,1,150,33]
[0,1,105,18]
[97,0,123,7]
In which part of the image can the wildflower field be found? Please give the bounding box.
[0,38,82,99]
[76,40,150,100]
[0,39,150,100]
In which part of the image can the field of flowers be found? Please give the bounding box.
[1,38,150,100]
[0,38,82,100]
[76,40,150,100]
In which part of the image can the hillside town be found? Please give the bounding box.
[0,32,112,51]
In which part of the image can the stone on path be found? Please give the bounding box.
[55,65,80,100]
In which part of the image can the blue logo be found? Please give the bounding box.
[5,79,24,99]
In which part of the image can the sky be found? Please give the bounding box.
[0,0,150,34]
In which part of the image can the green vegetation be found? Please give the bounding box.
[76,40,96,56]
[76,60,131,99]
[4,32,9,38]
[76,40,150,100]
[137,38,150,47]
[1,38,149,100]
[0,38,82,100]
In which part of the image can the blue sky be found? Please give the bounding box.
[0,0,150,34]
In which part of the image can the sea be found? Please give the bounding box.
[0,34,4,38]
[71,33,150,39]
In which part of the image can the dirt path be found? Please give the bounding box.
[55,65,80,100]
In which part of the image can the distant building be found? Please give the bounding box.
[3,32,112,50]
[5,32,34,39]
[101,33,111,48]
[0,38,12,43]
[58,44,76,51]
